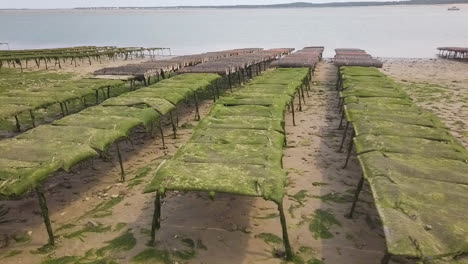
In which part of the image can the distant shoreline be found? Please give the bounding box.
[1,0,468,10]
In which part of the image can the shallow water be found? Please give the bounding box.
[0,5,467,57]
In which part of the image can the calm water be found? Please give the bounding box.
[1,6,467,57]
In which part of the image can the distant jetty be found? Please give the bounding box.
[73,0,468,10]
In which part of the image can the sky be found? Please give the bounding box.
[1,0,390,9]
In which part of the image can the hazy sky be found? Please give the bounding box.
[1,0,389,9]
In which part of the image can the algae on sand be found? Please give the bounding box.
[305,209,341,240]
[63,222,112,241]
[131,248,171,264]
[79,197,124,219]
[96,230,137,257]
[256,232,283,245]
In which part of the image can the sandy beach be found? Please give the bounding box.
[0,57,467,264]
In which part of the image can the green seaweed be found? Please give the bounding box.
[127,179,144,188]
[133,167,152,179]
[290,190,309,204]
[256,232,283,245]
[63,222,112,240]
[131,248,171,264]
[56,223,77,233]
[30,243,58,255]
[312,182,329,187]
[279,246,322,264]
[308,209,341,240]
[96,231,137,257]
[172,249,196,260]
[129,166,162,189]
[288,203,302,218]
[113,222,127,232]
[41,255,119,264]
[80,197,124,219]
[41,256,80,264]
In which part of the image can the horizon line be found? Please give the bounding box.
[1,0,467,10]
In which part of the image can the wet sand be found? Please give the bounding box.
[0,58,466,263]
[381,58,468,147]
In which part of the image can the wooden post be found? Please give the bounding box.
[59,103,66,117]
[159,119,166,149]
[14,116,21,132]
[277,201,293,261]
[297,91,302,112]
[338,111,345,129]
[215,79,220,98]
[149,192,162,246]
[170,111,177,139]
[29,110,36,127]
[115,142,125,182]
[338,121,350,152]
[343,130,355,169]
[35,187,55,245]
[301,86,306,104]
[228,74,233,92]
[381,253,392,264]
[194,93,201,121]
[291,100,296,126]
[347,175,364,218]
[64,102,69,115]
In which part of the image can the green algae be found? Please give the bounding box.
[279,246,323,264]
[290,190,309,204]
[312,182,329,187]
[41,256,118,264]
[63,222,112,240]
[307,209,341,240]
[0,72,221,200]
[41,256,80,264]
[340,67,468,260]
[288,190,310,218]
[131,248,171,264]
[145,68,308,207]
[132,237,199,264]
[80,197,124,219]
[256,232,283,245]
[113,222,127,232]
[131,167,152,181]
[31,243,58,255]
[96,231,137,257]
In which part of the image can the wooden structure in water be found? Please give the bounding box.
[334,48,383,68]
[437,47,468,60]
